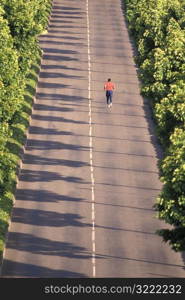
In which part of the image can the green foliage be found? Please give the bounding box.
[0,0,52,259]
[155,81,185,146]
[125,0,185,251]
[1,0,52,75]
[157,227,185,252]
[0,7,23,123]
[156,129,185,251]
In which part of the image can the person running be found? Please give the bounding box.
[104,78,115,108]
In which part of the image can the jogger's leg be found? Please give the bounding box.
[110,91,113,103]
[106,95,109,104]
[108,95,111,104]
[106,91,110,105]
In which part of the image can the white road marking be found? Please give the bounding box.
[86,0,96,278]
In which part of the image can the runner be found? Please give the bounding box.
[104,78,115,108]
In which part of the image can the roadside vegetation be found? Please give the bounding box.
[0,0,52,260]
[124,0,185,251]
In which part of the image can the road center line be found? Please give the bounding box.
[86,0,96,278]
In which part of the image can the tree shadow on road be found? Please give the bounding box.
[52,5,81,11]
[33,103,74,112]
[96,252,185,270]
[181,252,185,270]
[120,1,163,163]
[36,92,87,102]
[19,169,90,184]
[31,114,88,124]
[52,10,85,16]
[39,71,84,80]
[3,232,91,259]
[23,154,90,168]
[42,53,79,61]
[37,81,70,89]
[41,64,83,71]
[2,260,87,277]
[29,126,72,135]
[49,19,74,24]
[15,189,85,203]
[11,208,91,228]
[25,139,89,151]
[41,48,79,55]
[46,31,85,38]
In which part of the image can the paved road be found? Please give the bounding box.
[1,0,185,277]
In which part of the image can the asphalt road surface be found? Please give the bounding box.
[1,0,185,278]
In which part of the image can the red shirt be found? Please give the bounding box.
[104,82,115,91]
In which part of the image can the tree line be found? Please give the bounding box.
[0,0,52,256]
[124,0,185,251]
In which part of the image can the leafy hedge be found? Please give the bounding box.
[124,0,185,251]
[0,0,52,258]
